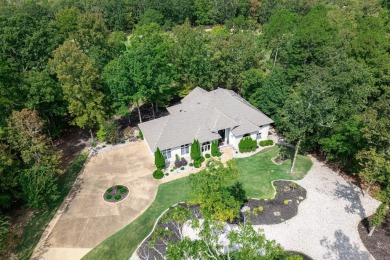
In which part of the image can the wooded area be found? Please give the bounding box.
[0,0,389,256]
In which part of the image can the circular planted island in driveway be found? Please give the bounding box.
[104,185,129,203]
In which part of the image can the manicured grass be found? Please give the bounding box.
[16,153,88,260]
[83,177,191,260]
[84,146,312,260]
[235,146,313,198]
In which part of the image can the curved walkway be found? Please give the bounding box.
[32,141,158,260]
[254,156,380,260]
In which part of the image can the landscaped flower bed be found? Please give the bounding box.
[103,185,129,203]
[136,181,307,259]
[243,180,306,225]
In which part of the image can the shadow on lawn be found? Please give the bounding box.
[334,181,366,218]
[320,230,370,260]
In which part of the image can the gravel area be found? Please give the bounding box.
[254,156,381,260]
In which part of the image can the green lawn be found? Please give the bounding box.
[83,146,312,260]
[83,177,191,260]
[16,153,88,260]
[235,146,313,198]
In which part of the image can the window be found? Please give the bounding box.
[257,132,262,139]
[181,144,190,156]
[162,149,171,160]
[202,141,210,152]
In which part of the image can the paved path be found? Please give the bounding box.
[32,141,158,260]
[254,156,380,260]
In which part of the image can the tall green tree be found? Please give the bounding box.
[50,40,106,139]
[154,148,166,169]
[0,144,18,210]
[189,160,240,222]
[190,139,201,161]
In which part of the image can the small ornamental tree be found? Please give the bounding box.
[211,140,219,156]
[190,139,201,161]
[369,203,389,236]
[154,148,165,169]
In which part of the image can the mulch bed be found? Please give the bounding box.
[243,181,306,225]
[358,209,390,260]
[103,185,129,203]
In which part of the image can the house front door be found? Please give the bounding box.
[218,129,225,145]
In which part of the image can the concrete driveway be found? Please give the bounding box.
[33,141,158,260]
[255,156,380,259]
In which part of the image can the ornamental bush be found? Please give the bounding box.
[180,157,188,166]
[205,153,211,158]
[174,154,182,168]
[138,130,144,140]
[114,195,121,200]
[190,139,201,161]
[259,139,274,146]
[238,137,257,153]
[153,169,164,179]
[154,148,166,169]
[106,194,112,200]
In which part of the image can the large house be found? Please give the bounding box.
[138,87,273,161]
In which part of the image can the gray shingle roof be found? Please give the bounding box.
[139,87,273,152]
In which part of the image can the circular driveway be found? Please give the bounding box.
[32,141,158,260]
[254,156,380,260]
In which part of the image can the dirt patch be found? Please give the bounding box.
[54,126,91,170]
[358,209,390,260]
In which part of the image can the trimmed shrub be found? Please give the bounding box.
[116,185,123,189]
[189,163,194,167]
[205,153,211,158]
[139,130,144,140]
[170,169,174,172]
[153,169,164,179]
[284,200,289,205]
[106,194,112,200]
[174,154,182,168]
[106,187,113,193]
[194,161,201,168]
[259,139,274,147]
[238,137,257,153]
[165,173,169,176]
[180,157,188,166]
[258,206,264,212]
[114,195,121,200]
[180,166,185,170]
[119,188,127,194]
[154,148,166,169]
